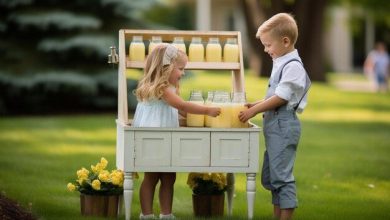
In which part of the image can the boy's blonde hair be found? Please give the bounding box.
[135,44,186,101]
[256,13,298,44]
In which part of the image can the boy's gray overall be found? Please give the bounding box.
[261,59,310,209]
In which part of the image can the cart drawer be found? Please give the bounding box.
[135,131,171,167]
[172,132,210,166]
[211,132,249,167]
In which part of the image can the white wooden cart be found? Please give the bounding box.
[113,29,261,220]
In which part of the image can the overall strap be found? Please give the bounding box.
[277,59,302,83]
[276,59,311,112]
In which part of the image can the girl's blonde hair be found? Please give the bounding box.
[135,44,186,101]
[256,13,298,44]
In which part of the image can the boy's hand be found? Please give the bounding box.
[239,108,256,122]
[207,107,221,117]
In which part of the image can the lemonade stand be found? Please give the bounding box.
[111,29,261,220]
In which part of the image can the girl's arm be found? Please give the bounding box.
[239,95,287,122]
[174,84,187,117]
[162,88,220,117]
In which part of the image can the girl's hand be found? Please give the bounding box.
[239,108,255,122]
[207,107,221,117]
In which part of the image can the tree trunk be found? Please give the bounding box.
[295,0,327,81]
[240,0,328,81]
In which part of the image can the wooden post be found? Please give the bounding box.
[117,30,128,124]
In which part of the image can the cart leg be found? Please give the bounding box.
[246,173,256,219]
[124,172,134,220]
[226,173,235,216]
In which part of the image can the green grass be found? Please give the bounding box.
[1,71,390,220]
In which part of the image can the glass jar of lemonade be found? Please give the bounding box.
[206,37,222,62]
[172,37,186,53]
[148,36,162,55]
[129,36,145,61]
[189,37,204,62]
[231,92,249,128]
[186,90,205,127]
[211,91,231,128]
[204,91,214,127]
[224,38,239,62]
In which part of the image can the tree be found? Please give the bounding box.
[240,0,328,82]
[0,0,154,76]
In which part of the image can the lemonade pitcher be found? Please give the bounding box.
[231,92,249,128]
[172,37,186,53]
[186,90,205,127]
[129,36,145,61]
[148,36,162,55]
[223,38,239,62]
[204,91,214,127]
[211,91,231,128]
[189,37,204,62]
[206,37,222,62]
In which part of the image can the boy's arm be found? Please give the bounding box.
[245,99,264,108]
[239,95,287,122]
[162,88,220,117]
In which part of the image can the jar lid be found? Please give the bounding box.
[132,36,143,42]
[226,38,237,44]
[191,37,202,44]
[151,36,162,43]
[208,37,219,43]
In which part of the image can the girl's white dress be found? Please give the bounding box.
[132,88,179,128]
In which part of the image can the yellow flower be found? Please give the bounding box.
[187,172,227,195]
[111,170,124,186]
[92,179,101,190]
[68,157,131,195]
[202,173,212,181]
[67,183,76,191]
[98,170,111,182]
[100,157,108,169]
[76,167,89,179]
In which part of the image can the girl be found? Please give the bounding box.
[133,44,220,219]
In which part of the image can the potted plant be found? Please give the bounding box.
[187,173,227,217]
[67,157,128,217]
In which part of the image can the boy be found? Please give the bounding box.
[239,13,311,220]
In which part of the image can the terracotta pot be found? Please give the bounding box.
[80,194,121,217]
[192,194,224,217]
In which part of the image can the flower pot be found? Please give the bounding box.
[80,194,121,217]
[192,194,224,217]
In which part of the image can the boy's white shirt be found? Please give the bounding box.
[270,49,308,113]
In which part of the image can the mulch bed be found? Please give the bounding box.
[0,193,36,220]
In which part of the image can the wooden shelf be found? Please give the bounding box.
[123,29,239,42]
[126,60,240,70]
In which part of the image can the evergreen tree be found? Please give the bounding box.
[0,0,154,76]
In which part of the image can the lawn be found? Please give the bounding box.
[0,71,389,220]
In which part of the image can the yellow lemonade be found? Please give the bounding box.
[204,101,212,127]
[189,37,204,62]
[206,38,222,62]
[186,101,205,127]
[129,36,145,61]
[230,104,249,128]
[148,36,162,55]
[223,42,239,62]
[210,103,232,128]
[172,37,186,53]
[172,43,186,53]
